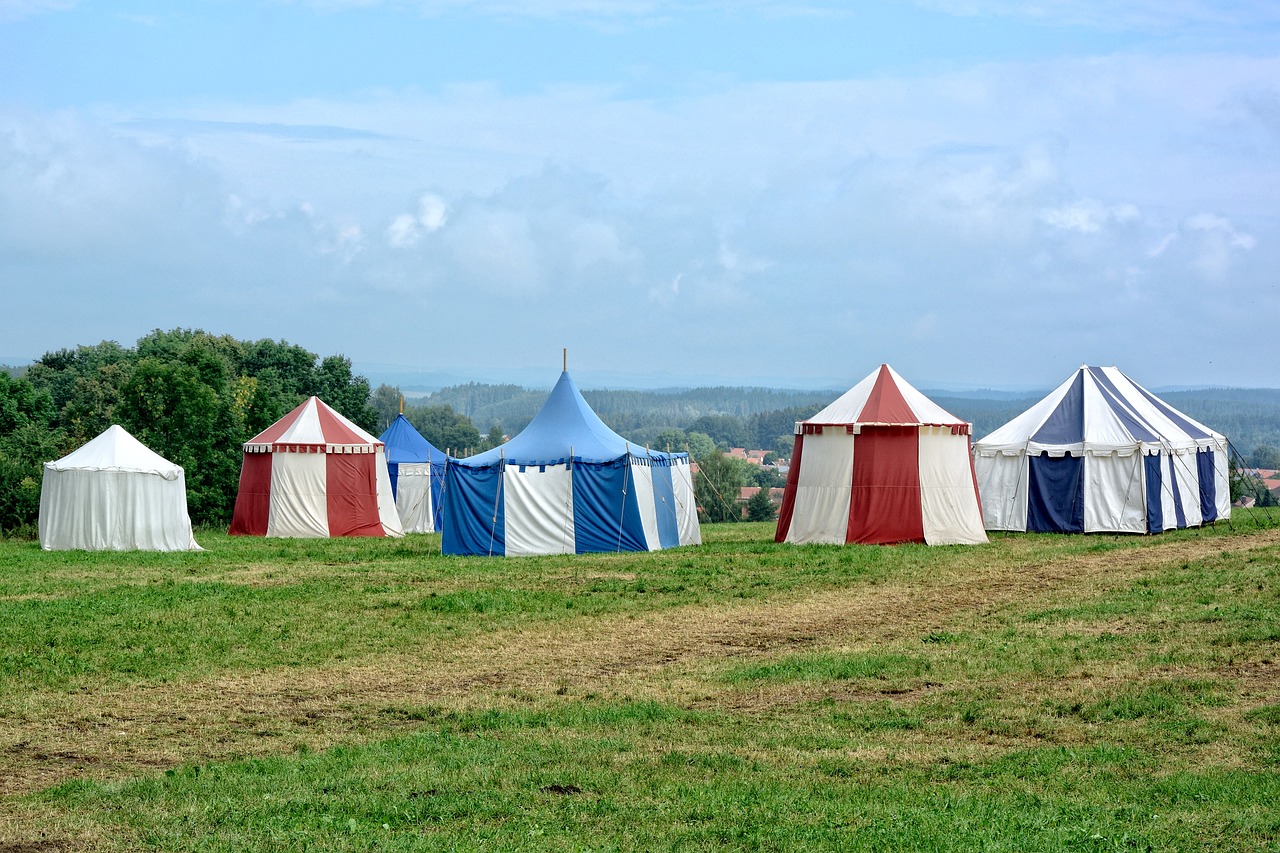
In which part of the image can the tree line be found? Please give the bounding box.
[4,332,1279,534]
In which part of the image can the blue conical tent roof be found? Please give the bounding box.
[379,414,448,465]
[461,371,647,467]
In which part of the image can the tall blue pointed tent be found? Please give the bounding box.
[380,414,449,534]
[973,366,1230,534]
[442,370,701,556]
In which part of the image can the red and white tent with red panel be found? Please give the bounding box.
[229,396,403,538]
[775,364,987,546]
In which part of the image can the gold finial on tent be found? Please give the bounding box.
[399,396,404,415]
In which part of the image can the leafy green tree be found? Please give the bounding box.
[483,424,506,451]
[749,464,785,489]
[0,373,65,532]
[745,485,776,522]
[315,355,376,432]
[684,431,717,461]
[694,451,746,524]
[118,357,240,525]
[407,405,481,455]
[1250,445,1280,469]
[688,414,751,450]
[370,384,404,433]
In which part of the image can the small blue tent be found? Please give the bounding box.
[442,370,701,556]
[380,414,449,533]
[973,366,1230,534]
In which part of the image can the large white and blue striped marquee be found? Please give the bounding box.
[974,366,1230,534]
[442,370,701,556]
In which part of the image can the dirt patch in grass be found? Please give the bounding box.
[2,529,1278,800]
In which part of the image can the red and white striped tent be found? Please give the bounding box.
[775,364,987,546]
[229,396,403,538]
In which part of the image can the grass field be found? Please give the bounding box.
[2,516,1279,851]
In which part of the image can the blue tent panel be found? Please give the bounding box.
[1144,454,1163,534]
[1031,372,1085,446]
[1197,449,1217,523]
[1168,459,1187,529]
[651,461,680,550]
[572,460,648,553]
[1027,453,1084,533]
[442,463,505,556]
[381,414,451,531]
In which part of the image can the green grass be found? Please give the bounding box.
[3,516,1280,850]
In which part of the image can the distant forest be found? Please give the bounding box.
[406,381,1280,467]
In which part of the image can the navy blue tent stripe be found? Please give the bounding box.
[1031,371,1085,445]
[1145,455,1164,533]
[1197,449,1217,523]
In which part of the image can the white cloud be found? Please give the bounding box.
[1040,200,1142,234]
[0,0,77,23]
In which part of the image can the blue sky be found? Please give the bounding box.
[2,1,1278,390]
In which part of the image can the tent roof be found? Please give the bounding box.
[803,364,967,428]
[245,396,382,452]
[45,425,183,480]
[460,370,670,467]
[379,414,448,464]
[975,365,1225,456]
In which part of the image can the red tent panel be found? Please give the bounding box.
[856,365,918,424]
[325,454,385,537]
[846,425,924,545]
[773,432,805,543]
[228,453,273,536]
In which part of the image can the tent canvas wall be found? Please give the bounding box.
[442,370,701,556]
[379,413,449,534]
[775,364,987,546]
[229,396,403,538]
[39,424,201,551]
[973,365,1230,534]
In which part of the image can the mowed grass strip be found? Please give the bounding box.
[2,517,1279,849]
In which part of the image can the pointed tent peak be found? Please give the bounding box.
[460,368,637,466]
[976,364,1224,455]
[805,363,967,428]
[46,424,183,478]
[379,413,448,465]
[245,396,382,452]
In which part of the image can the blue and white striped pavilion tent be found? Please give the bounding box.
[442,370,701,556]
[379,414,449,534]
[973,366,1230,534]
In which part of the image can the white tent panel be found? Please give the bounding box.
[1081,374,1144,453]
[373,447,405,537]
[1083,452,1146,533]
[973,453,1028,532]
[1213,449,1231,520]
[267,451,329,538]
[394,462,434,533]
[672,459,702,546]
[630,459,662,551]
[504,463,574,557]
[1157,456,1180,531]
[39,467,199,551]
[918,427,988,545]
[1169,452,1203,528]
[785,429,855,545]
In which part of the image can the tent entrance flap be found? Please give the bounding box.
[846,425,923,545]
[1027,453,1084,533]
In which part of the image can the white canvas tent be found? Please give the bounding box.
[39,425,202,551]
